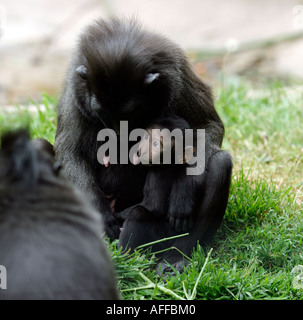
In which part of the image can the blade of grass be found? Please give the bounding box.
[136,233,189,250]
[124,272,186,300]
[188,248,213,300]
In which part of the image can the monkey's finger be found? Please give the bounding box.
[174,218,182,233]
[169,216,175,229]
[181,218,190,233]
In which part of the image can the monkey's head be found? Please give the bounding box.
[73,18,184,132]
[0,130,62,194]
[133,116,195,166]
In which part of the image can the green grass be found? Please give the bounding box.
[0,95,57,144]
[0,82,302,300]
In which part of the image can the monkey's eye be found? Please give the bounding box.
[145,133,150,140]
[152,140,160,149]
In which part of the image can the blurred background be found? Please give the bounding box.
[0,0,303,105]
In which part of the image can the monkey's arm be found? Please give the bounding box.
[167,172,203,232]
[167,118,222,233]
[58,157,120,240]
[139,170,171,216]
[115,171,170,223]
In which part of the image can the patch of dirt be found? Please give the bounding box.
[0,0,302,105]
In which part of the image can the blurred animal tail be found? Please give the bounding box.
[0,129,38,189]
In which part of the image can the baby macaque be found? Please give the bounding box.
[117,116,196,237]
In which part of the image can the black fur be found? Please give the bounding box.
[116,116,196,232]
[54,17,233,273]
[0,130,119,300]
[32,137,55,157]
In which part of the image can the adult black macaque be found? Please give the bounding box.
[0,130,119,300]
[54,18,233,273]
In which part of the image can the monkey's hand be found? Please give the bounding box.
[167,180,196,233]
[103,214,121,241]
[95,192,121,241]
[168,203,194,233]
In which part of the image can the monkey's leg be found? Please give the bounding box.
[118,206,176,254]
[157,150,233,274]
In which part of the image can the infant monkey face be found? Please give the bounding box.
[136,129,162,165]
[134,128,194,166]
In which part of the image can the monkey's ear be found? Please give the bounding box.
[76,65,87,80]
[144,73,160,85]
[53,161,62,175]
